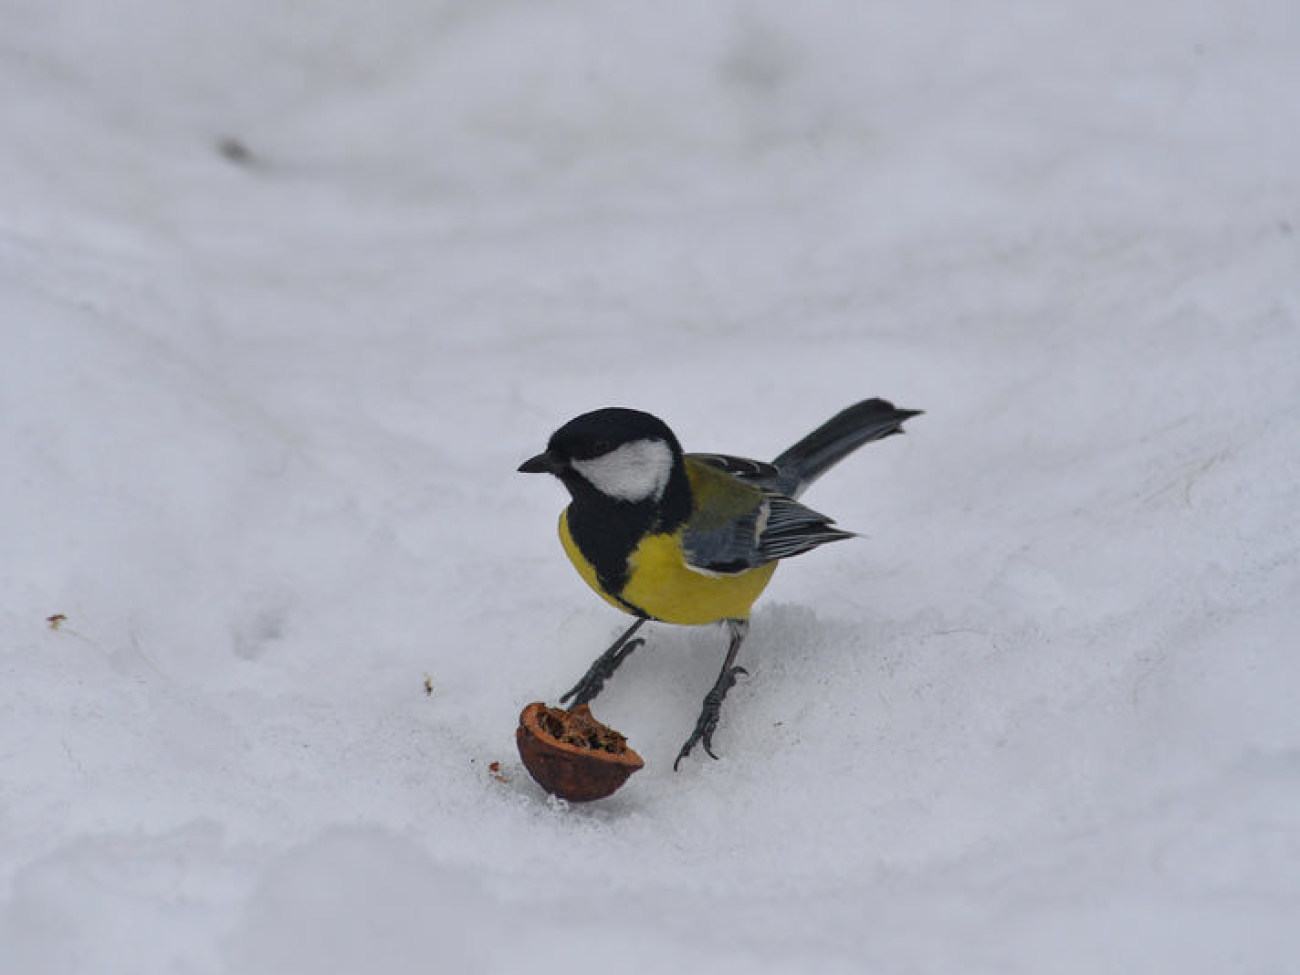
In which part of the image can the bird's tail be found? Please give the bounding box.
[772,398,922,497]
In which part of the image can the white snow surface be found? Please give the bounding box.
[3,1,1299,972]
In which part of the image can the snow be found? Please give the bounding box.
[3,0,1299,971]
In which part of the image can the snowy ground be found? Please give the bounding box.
[3,1,1299,972]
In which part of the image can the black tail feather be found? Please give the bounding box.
[772,398,921,497]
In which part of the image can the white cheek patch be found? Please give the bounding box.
[571,438,674,503]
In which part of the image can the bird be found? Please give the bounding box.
[518,397,921,769]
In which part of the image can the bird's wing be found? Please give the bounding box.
[755,494,856,561]
[686,452,784,491]
[680,460,855,574]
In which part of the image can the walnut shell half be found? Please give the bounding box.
[515,703,644,802]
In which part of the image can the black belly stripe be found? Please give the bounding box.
[565,498,654,598]
[613,592,652,619]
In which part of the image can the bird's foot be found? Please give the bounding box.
[673,665,748,770]
[560,637,645,708]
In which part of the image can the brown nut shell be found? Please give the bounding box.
[516,702,644,802]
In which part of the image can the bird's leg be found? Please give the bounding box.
[674,619,749,770]
[560,617,648,708]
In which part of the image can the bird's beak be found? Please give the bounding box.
[518,451,563,475]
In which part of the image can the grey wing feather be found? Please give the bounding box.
[681,500,768,574]
[758,495,856,559]
[682,491,855,574]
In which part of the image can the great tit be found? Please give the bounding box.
[519,397,921,769]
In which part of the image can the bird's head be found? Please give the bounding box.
[519,408,683,504]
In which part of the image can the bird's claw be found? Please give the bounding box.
[674,665,748,770]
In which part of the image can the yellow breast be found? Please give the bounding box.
[559,510,777,625]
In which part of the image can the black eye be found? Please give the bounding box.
[591,439,613,455]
